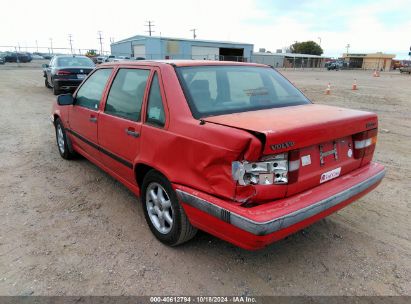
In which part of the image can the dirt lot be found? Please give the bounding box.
[0,63,410,296]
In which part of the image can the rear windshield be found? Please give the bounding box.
[176,65,310,118]
[56,57,95,67]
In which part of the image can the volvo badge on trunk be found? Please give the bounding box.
[271,141,295,151]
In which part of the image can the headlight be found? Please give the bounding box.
[232,153,289,186]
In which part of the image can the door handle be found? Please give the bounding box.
[89,116,97,123]
[125,128,140,138]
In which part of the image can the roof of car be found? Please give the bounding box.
[53,55,90,58]
[99,60,268,68]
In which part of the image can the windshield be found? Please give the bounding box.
[56,56,95,67]
[176,65,310,118]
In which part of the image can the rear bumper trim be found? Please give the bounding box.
[176,169,385,236]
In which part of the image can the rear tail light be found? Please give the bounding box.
[287,150,300,184]
[232,150,301,186]
[56,70,72,75]
[353,128,378,159]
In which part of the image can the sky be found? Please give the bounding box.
[0,0,410,58]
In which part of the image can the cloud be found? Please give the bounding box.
[0,0,409,58]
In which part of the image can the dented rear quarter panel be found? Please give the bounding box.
[137,64,265,201]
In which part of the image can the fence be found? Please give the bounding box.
[0,45,111,57]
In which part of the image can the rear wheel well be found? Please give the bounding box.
[135,164,156,188]
[53,114,60,126]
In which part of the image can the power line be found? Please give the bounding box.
[145,21,155,36]
[97,31,103,55]
[68,34,73,54]
[190,29,197,39]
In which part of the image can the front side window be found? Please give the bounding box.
[75,68,112,110]
[104,68,150,121]
[146,73,166,127]
[176,66,310,118]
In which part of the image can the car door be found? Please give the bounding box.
[67,68,113,158]
[98,67,151,183]
[46,58,54,83]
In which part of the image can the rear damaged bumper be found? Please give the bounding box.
[174,162,385,250]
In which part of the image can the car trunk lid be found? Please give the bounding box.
[56,67,94,79]
[204,104,378,198]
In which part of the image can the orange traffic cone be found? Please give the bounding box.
[325,82,331,95]
[352,79,358,90]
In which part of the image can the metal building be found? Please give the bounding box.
[252,52,326,68]
[110,35,254,62]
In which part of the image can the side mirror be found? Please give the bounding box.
[57,94,74,106]
[42,63,49,68]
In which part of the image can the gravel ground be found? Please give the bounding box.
[0,63,410,296]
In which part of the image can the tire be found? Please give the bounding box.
[54,118,76,159]
[142,170,197,246]
[52,81,61,95]
[45,77,51,88]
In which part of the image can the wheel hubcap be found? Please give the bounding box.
[146,182,173,234]
[57,124,65,153]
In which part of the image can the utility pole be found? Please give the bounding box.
[145,21,155,36]
[14,46,19,64]
[190,29,197,39]
[49,38,53,54]
[346,43,350,55]
[35,40,39,52]
[318,37,321,46]
[97,31,103,55]
[68,34,73,54]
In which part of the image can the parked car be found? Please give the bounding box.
[42,54,53,60]
[4,52,32,63]
[51,60,385,250]
[96,56,107,64]
[43,55,95,95]
[399,66,411,74]
[0,57,4,65]
[113,56,131,62]
[31,54,44,60]
[106,55,116,62]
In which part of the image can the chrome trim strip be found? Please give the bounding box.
[176,169,385,236]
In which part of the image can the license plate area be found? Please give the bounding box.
[320,167,341,183]
[286,136,362,196]
[77,74,86,79]
[319,141,338,166]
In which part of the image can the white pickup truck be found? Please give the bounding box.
[399,66,411,74]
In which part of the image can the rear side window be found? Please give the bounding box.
[105,68,150,121]
[146,73,166,127]
[76,69,112,110]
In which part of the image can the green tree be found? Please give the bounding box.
[86,49,98,56]
[290,41,323,55]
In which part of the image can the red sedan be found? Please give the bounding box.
[51,60,385,250]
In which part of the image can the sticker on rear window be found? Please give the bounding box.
[320,167,341,183]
